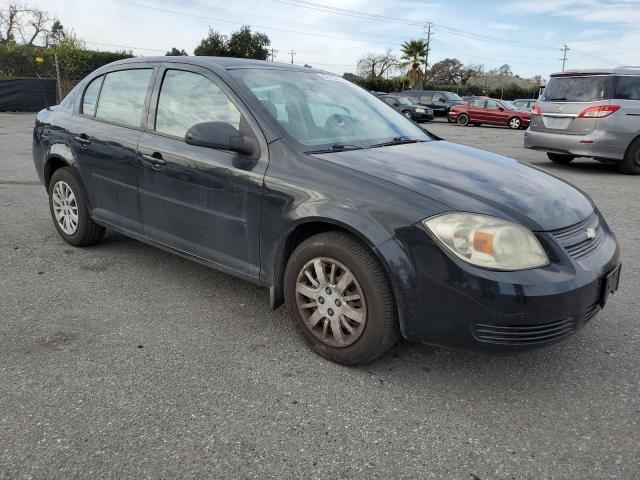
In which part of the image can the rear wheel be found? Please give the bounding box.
[284,231,398,365]
[508,117,522,129]
[619,137,640,175]
[457,114,469,126]
[48,167,105,246]
[547,152,575,164]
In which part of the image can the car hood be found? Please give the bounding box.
[315,141,593,231]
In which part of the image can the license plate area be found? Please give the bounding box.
[542,116,572,129]
[600,264,621,307]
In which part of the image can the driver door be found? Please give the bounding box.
[137,65,268,278]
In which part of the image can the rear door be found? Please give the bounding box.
[468,99,486,123]
[532,74,614,134]
[137,65,268,278]
[611,75,640,148]
[66,66,156,233]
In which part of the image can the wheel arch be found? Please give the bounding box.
[623,133,640,158]
[268,217,396,312]
[43,142,77,189]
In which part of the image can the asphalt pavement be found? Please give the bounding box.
[1,113,638,479]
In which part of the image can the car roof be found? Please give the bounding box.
[104,56,328,74]
[550,66,640,77]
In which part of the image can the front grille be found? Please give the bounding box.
[549,213,603,261]
[473,318,575,345]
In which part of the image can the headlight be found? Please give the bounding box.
[423,213,549,270]
[415,108,425,113]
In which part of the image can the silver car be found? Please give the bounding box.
[524,67,640,174]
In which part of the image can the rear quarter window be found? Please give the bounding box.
[615,76,640,100]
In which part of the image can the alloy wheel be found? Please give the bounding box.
[509,117,521,129]
[295,257,367,348]
[52,180,79,235]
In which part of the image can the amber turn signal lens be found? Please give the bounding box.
[473,231,494,255]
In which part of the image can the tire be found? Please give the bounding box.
[48,167,105,246]
[402,110,414,120]
[619,137,640,175]
[457,114,469,126]
[284,231,399,365]
[508,117,522,130]
[547,152,575,164]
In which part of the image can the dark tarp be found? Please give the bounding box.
[0,79,57,112]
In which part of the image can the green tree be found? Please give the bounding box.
[194,29,228,56]
[426,58,463,85]
[227,25,269,60]
[400,39,428,70]
[194,26,270,60]
[165,47,187,56]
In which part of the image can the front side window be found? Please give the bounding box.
[155,70,241,139]
[420,93,433,102]
[96,69,152,127]
[486,100,500,109]
[615,76,640,100]
[397,97,413,106]
[383,97,396,106]
[231,69,430,150]
[82,76,102,116]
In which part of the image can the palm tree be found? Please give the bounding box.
[401,39,428,88]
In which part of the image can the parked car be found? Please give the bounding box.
[449,98,531,129]
[378,94,434,122]
[33,57,620,365]
[513,98,538,110]
[524,67,640,174]
[397,90,464,117]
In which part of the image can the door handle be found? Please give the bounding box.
[141,152,167,169]
[74,134,91,146]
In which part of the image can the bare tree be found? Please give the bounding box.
[0,3,53,45]
[459,63,484,85]
[357,49,400,79]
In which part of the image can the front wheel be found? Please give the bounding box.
[402,110,414,120]
[48,167,105,246]
[547,152,575,164]
[508,117,522,129]
[284,231,399,365]
[457,114,469,126]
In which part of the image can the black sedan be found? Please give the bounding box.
[32,57,620,365]
[378,94,434,122]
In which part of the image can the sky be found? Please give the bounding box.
[14,0,640,79]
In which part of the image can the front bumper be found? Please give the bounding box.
[414,110,434,122]
[377,211,620,351]
[524,128,626,161]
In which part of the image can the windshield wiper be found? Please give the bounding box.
[305,143,364,154]
[369,136,423,149]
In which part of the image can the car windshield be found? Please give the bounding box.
[541,75,613,102]
[444,92,463,101]
[502,101,517,110]
[231,69,430,150]
[397,96,413,106]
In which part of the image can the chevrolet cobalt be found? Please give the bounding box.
[33,57,621,364]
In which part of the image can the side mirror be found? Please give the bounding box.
[393,103,399,107]
[498,106,505,111]
[439,98,446,103]
[185,121,257,156]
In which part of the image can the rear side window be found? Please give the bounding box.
[471,100,485,108]
[95,69,152,128]
[541,75,613,102]
[155,70,241,139]
[82,76,103,116]
[420,93,432,102]
[615,76,640,100]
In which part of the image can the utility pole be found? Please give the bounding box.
[288,50,296,64]
[561,44,569,71]
[424,21,433,87]
[270,48,278,62]
[54,53,63,103]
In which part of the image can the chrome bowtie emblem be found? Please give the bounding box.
[585,228,596,239]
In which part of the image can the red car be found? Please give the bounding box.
[448,98,531,129]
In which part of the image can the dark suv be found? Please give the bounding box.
[33,57,620,364]
[397,90,464,117]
